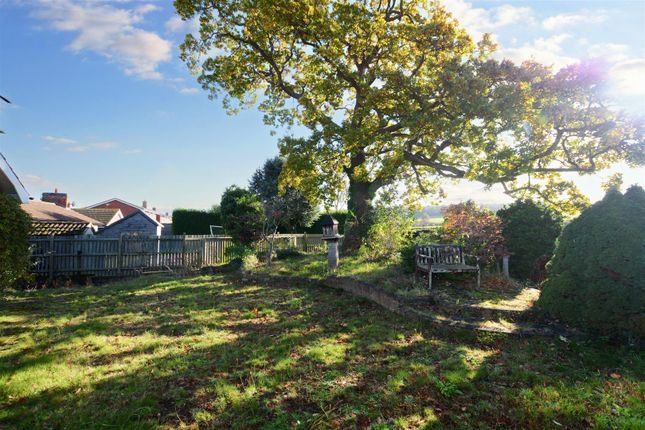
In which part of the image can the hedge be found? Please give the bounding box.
[172,209,222,235]
[497,200,563,281]
[538,186,645,342]
[0,194,32,289]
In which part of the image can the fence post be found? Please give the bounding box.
[200,239,206,268]
[117,234,123,276]
[181,235,187,271]
[303,233,308,252]
[76,238,82,274]
[48,234,54,283]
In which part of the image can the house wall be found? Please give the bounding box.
[97,213,162,237]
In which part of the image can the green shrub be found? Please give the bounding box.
[276,248,306,260]
[360,206,414,260]
[220,186,265,246]
[538,186,645,342]
[400,230,442,273]
[0,195,32,288]
[172,208,222,235]
[497,200,563,281]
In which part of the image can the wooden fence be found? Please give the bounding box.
[28,233,330,279]
[256,233,328,254]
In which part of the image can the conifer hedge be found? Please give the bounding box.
[497,200,563,280]
[0,194,32,288]
[538,186,645,342]
[304,211,349,234]
[172,209,222,235]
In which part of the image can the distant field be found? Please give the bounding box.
[414,217,444,226]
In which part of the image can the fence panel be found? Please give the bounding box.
[28,233,332,279]
[256,233,329,254]
[28,234,234,279]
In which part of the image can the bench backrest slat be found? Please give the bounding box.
[416,244,464,265]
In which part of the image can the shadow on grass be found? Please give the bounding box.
[1,275,643,429]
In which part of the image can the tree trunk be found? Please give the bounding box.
[341,179,376,254]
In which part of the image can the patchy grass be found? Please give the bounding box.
[262,254,539,310]
[262,253,417,291]
[1,275,643,429]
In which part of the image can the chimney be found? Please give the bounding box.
[142,200,147,209]
[42,190,70,208]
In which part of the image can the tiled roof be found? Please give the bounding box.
[75,208,122,226]
[21,201,99,223]
[30,221,91,236]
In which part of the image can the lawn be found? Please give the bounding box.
[1,275,643,429]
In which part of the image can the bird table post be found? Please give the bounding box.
[321,215,341,272]
[494,245,513,278]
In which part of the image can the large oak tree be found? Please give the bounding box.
[176,0,644,251]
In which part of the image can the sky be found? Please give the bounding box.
[0,0,643,214]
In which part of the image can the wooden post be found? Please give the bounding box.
[181,236,187,271]
[303,233,308,252]
[117,234,123,276]
[502,255,510,278]
[48,234,54,283]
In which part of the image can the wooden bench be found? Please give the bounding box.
[415,244,480,289]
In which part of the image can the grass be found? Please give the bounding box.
[1,274,643,429]
[259,254,539,308]
[259,253,416,292]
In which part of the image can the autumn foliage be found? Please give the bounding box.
[440,201,504,265]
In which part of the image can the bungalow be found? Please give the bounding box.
[74,208,123,228]
[85,198,171,223]
[96,210,164,237]
[21,200,99,236]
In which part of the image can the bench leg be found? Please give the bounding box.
[428,271,432,290]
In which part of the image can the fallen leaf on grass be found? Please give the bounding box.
[610,373,621,379]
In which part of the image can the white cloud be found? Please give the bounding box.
[165,16,199,34]
[33,0,171,80]
[586,43,630,63]
[498,34,577,70]
[66,142,116,152]
[543,11,608,31]
[495,5,533,27]
[610,59,645,96]
[43,136,118,152]
[179,87,199,95]
[21,174,55,190]
[89,142,117,150]
[43,135,77,145]
[123,148,143,155]
[441,0,535,41]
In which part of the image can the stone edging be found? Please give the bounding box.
[241,272,580,338]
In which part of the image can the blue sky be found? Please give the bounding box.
[0,0,643,213]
